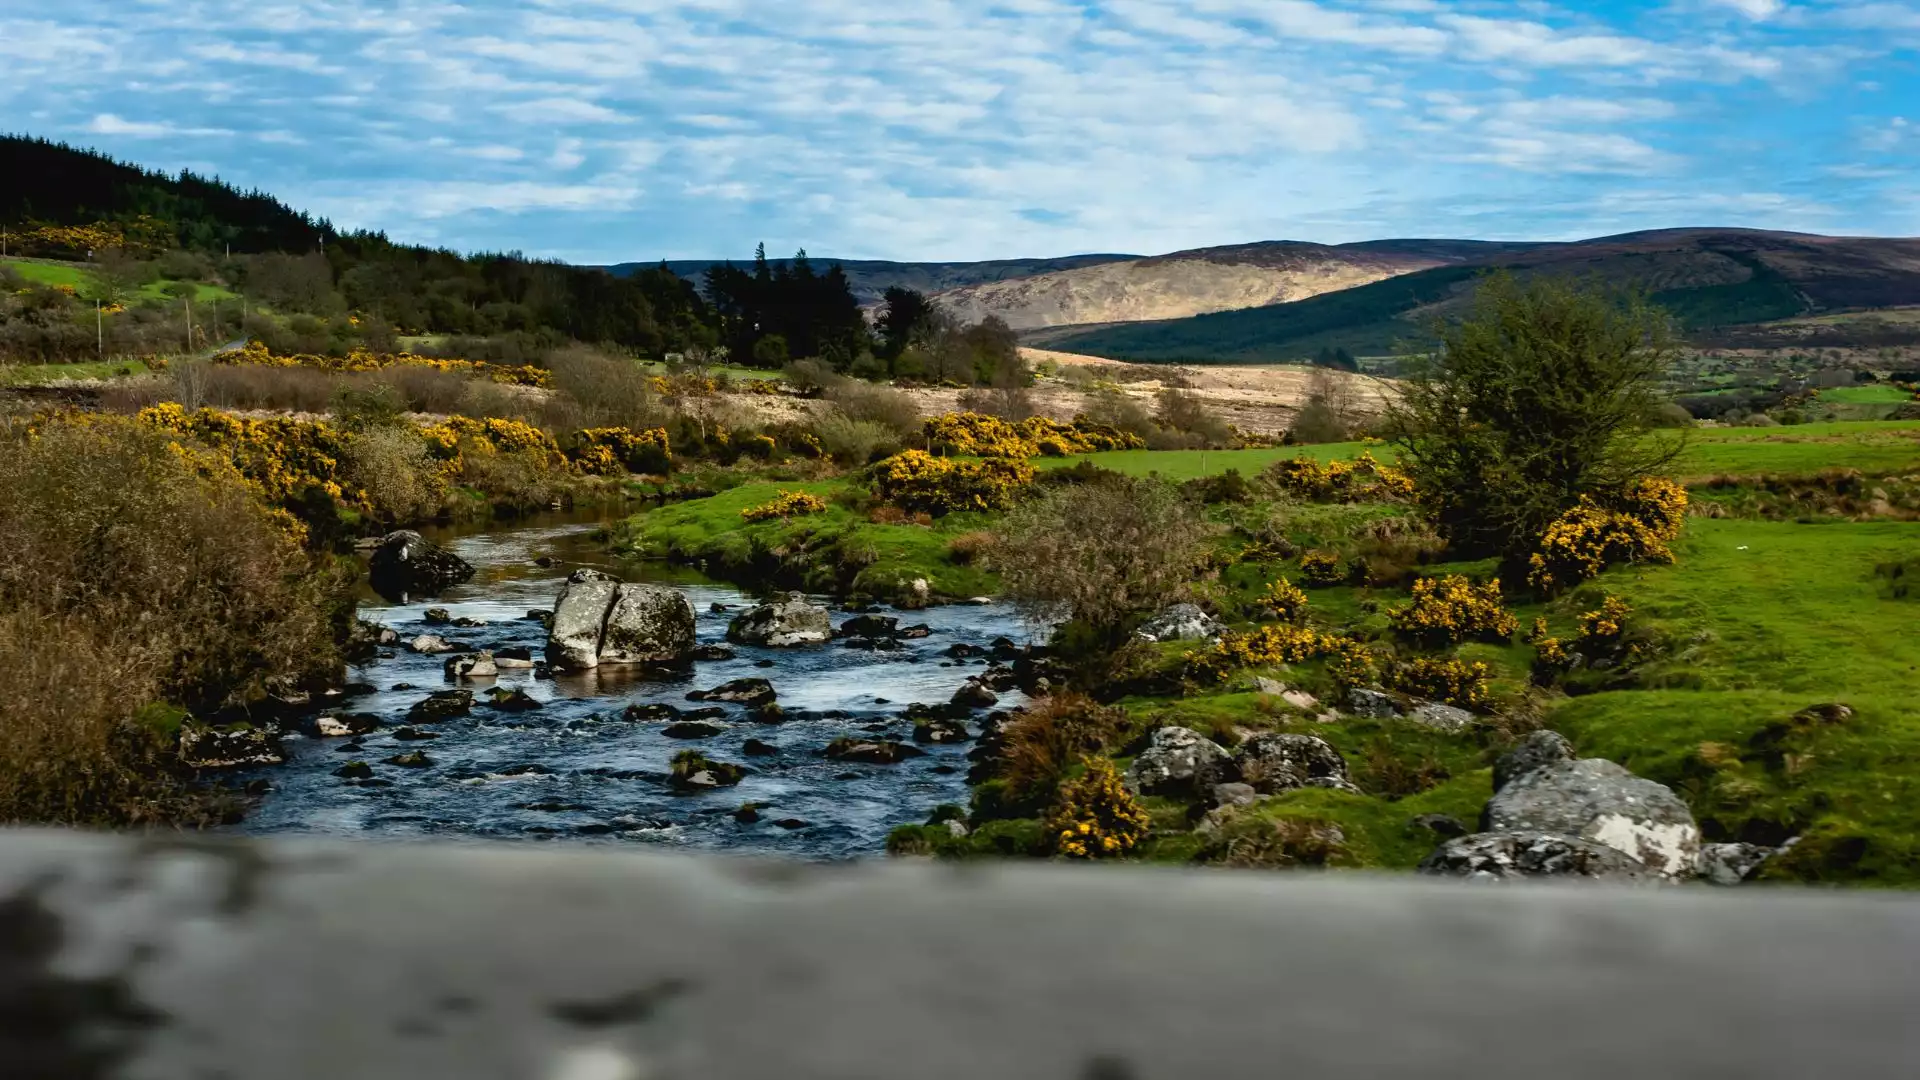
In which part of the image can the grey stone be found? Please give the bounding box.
[444,651,498,680]
[1124,726,1235,798]
[1134,602,1224,643]
[1211,782,1261,808]
[1412,813,1470,839]
[1345,687,1401,719]
[1233,733,1349,794]
[1408,701,1476,732]
[315,714,379,738]
[822,738,926,765]
[689,678,777,708]
[913,717,971,744]
[1419,830,1658,882]
[599,583,698,665]
[727,594,832,647]
[423,607,452,625]
[367,530,473,601]
[407,690,473,723]
[951,679,999,709]
[1484,758,1701,878]
[662,721,730,740]
[545,569,622,671]
[408,634,458,655]
[178,724,283,768]
[839,614,899,639]
[1493,730,1577,792]
[1698,842,1777,886]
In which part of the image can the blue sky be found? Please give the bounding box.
[3,1,1916,262]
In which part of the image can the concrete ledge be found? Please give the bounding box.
[2,828,1916,1078]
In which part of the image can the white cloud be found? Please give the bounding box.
[1705,0,1786,20]
[84,113,233,138]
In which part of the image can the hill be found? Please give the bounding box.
[929,240,1536,331]
[607,254,1139,307]
[1037,229,1920,363]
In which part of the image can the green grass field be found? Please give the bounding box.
[2,257,234,304]
[1817,385,1915,405]
[0,359,157,384]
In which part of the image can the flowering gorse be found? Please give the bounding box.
[1528,477,1688,593]
[1265,451,1415,503]
[1047,758,1151,859]
[1388,657,1492,708]
[870,449,1034,514]
[741,490,829,522]
[1389,575,1518,644]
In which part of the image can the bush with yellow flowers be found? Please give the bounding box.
[1388,656,1492,709]
[923,412,1034,457]
[1265,451,1415,503]
[1323,636,1381,690]
[870,449,1034,514]
[216,341,551,387]
[1527,477,1688,594]
[137,403,357,509]
[741,490,829,523]
[1299,550,1346,586]
[1187,624,1337,682]
[1389,575,1518,644]
[561,426,672,476]
[1046,758,1150,860]
[421,416,561,464]
[1061,416,1147,452]
[1260,577,1310,622]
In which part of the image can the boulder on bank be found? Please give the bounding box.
[1418,831,1656,882]
[1134,603,1224,644]
[1481,757,1702,878]
[1492,730,1576,792]
[727,594,832,647]
[1233,733,1354,794]
[1123,727,1235,798]
[367,530,474,602]
[544,570,696,671]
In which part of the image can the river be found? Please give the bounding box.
[234,512,1033,859]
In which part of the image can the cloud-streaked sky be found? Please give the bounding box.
[4,1,1917,262]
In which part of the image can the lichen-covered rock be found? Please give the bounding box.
[1419,831,1656,882]
[688,678,777,708]
[423,608,452,625]
[179,723,284,768]
[1697,842,1778,886]
[408,635,458,656]
[912,717,971,744]
[1408,701,1476,732]
[315,714,380,738]
[367,530,474,602]
[545,569,622,671]
[1233,733,1350,794]
[1134,603,1223,643]
[599,584,697,665]
[1492,730,1577,792]
[727,594,832,647]
[493,647,536,670]
[623,702,680,723]
[1483,758,1701,878]
[1123,727,1235,798]
[669,751,747,789]
[444,651,498,680]
[482,687,543,712]
[1345,687,1401,719]
[406,690,473,723]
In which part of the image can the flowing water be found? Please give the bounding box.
[235,512,1032,859]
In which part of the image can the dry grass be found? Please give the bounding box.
[994,694,1128,809]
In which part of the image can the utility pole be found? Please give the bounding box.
[96,299,103,360]
[185,295,193,353]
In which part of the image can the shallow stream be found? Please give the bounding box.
[233,512,1031,859]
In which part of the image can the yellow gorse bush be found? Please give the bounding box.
[1299,550,1345,585]
[1187,624,1353,682]
[421,415,560,462]
[1527,477,1687,593]
[137,403,358,508]
[1266,451,1415,503]
[921,412,1147,458]
[1389,657,1492,709]
[218,341,551,388]
[1389,575,1518,643]
[1047,758,1151,859]
[562,426,671,476]
[870,449,1034,514]
[741,490,829,522]
[1261,577,1310,622]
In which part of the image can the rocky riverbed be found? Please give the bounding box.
[233,517,1035,859]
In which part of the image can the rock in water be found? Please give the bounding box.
[727,594,832,647]
[1418,831,1656,882]
[545,569,623,671]
[821,738,927,765]
[951,679,999,709]
[367,530,474,602]
[179,724,284,768]
[1482,758,1702,878]
[407,690,473,723]
[1492,730,1576,792]
[314,714,380,738]
[1234,733,1352,794]
[444,651,498,680]
[1123,726,1235,798]
[1134,603,1224,643]
[838,613,899,639]
[599,583,697,665]
[688,678,777,708]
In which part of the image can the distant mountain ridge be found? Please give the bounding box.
[605,254,1140,307]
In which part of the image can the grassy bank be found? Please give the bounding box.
[612,478,1000,602]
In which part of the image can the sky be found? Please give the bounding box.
[3,1,1917,263]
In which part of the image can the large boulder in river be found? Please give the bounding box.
[1482,757,1702,878]
[727,594,832,647]
[545,570,695,671]
[1418,831,1656,883]
[1123,726,1235,798]
[367,530,474,602]
[1133,603,1223,644]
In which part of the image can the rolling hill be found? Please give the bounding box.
[929,239,1543,331]
[1036,229,1920,363]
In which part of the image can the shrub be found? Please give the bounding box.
[1047,758,1151,859]
[0,418,345,823]
[1260,578,1309,622]
[827,381,923,437]
[1388,272,1682,559]
[923,412,1033,457]
[1388,656,1492,708]
[1527,477,1688,594]
[1264,451,1413,503]
[870,449,1033,514]
[994,477,1212,647]
[946,530,997,565]
[741,490,829,522]
[342,426,447,524]
[547,346,666,429]
[811,413,902,465]
[1155,388,1233,447]
[1299,550,1346,585]
[1389,575,1519,644]
[990,694,1128,813]
[562,426,672,476]
[1185,625,1369,683]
